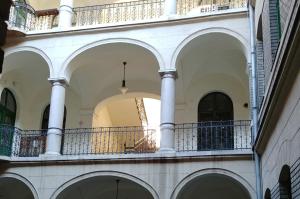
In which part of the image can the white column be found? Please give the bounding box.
[159,71,176,152]
[45,79,67,155]
[58,0,74,28]
[164,0,177,17]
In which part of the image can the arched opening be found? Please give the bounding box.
[56,175,155,199]
[197,92,234,150]
[174,32,250,151]
[279,165,292,199]
[2,50,51,129]
[0,177,35,199]
[60,42,161,155]
[0,88,17,156]
[90,94,160,154]
[198,92,233,121]
[264,188,271,199]
[176,173,251,199]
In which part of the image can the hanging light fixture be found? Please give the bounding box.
[119,61,128,94]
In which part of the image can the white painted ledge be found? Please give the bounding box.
[6,149,253,163]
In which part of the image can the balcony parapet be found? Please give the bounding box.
[6,0,247,33]
[0,120,252,160]
[175,120,252,152]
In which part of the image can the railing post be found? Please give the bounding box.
[45,78,67,155]
[159,70,177,152]
[164,0,177,17]
[58,0,73,28]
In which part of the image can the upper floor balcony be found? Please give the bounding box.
[0,120,251,159]
[7,0,247,33]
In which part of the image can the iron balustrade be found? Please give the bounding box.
[177,0,247,16]
[0,125,46,157]
[8,2,58,31]
[7,0,247,31]
[174,120,251,152]
[8,1,36,31]
[62,126,157,155]
[73,0,164,26]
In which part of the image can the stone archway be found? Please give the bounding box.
[52,171,159,199]
[175,173,252,199]
[0,174,38,199]
[171,169,255,199]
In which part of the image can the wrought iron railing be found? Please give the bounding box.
[73,0,164,27]
[62,126,157,155]
[177,0,246,16]
[174,120,251,152]
[7,0,247,31]
[8,1,36,31]
[0,125,46,157]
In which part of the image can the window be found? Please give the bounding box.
[279,165,292,199]
[0,88,17,156]
[0,88,17,125]
[197,92,234,150]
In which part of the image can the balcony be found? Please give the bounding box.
[7,0,247,33]
[0,120,251,159]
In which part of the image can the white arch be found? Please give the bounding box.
[170,168,256,199]
[61,38,165,82]
[0,172,39,199]
[50,171,159,199]
[171,27,250,69]
[93,91,160,111]
[4,46,54,77]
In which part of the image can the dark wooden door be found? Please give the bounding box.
[197,92,234,150]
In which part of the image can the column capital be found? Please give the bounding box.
[159,70,177,79]
[48,78,68,86]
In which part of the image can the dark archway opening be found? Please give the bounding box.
[177,173,251,199]
[56,176,154,199]
[0,177,35,199]
[264,188,271,199]
[279,165,292,199]
[197,92,234,150]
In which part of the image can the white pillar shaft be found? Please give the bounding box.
[58,0,73,28]
[164,0,177,16]
[46,80,66,155]
[160,72,176,151]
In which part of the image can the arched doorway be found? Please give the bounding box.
[56,176,155,199]
[279,165,292,199]
[0,177,35,199]
[264,188,271,199]
[197,92,234,150]
[0,88,17,156]
[176,173,251,199]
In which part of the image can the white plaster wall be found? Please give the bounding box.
[4,14,250,79]
[175,73,250,123]
[1,158,256,199]
[260,71,300,192]
[93,106,113,127]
